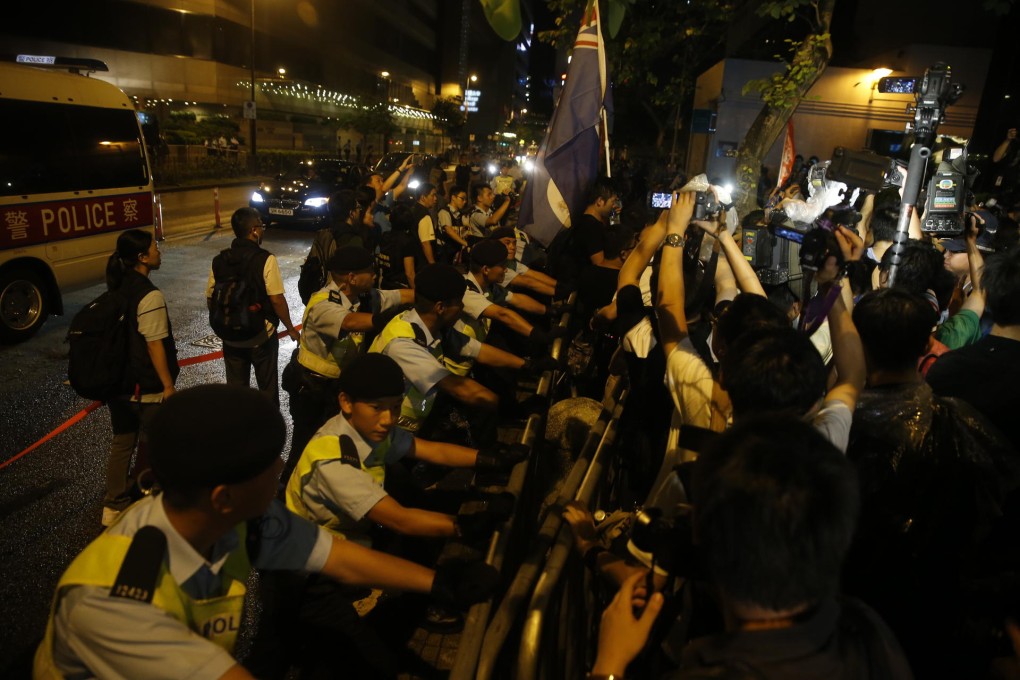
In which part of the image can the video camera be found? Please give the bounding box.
[877,62,963,148]
[629,505,696,579]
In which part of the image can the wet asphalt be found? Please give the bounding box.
[0,209,316,674]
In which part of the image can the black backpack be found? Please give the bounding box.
[209,247,268,342]
[67,290,131,401]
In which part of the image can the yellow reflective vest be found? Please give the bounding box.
[368,313,442,433]
[34,523,251,679]
[297,287,366,378]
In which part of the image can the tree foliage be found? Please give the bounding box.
[431,96,467,134]
[538,0,736,150]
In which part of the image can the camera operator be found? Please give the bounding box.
[589,417,913,679]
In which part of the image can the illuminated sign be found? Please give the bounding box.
[16,54,56,65]
[464,89,481,113]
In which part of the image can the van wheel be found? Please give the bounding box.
[0,267,49,343]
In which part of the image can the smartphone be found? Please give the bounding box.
[648,191,672,209]
[877,77,918,95]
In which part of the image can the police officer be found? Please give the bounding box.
[35,384,495,680]
[284,246,413,484]
[369,264,555,445]
[286,353,525,546]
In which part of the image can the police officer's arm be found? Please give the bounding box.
[445,224,470,248]
[365,495,457,537]
[320,533,435,592]
[404,256,417,289]
[508,273,555,297]
[481,302,534,337]
[436,374,499,409]
[486,199,510,226]
[520,267,556,287]
[505,292,546,316]
[411,437,478,467]
[421,239,436,265]
[475,342,526,370]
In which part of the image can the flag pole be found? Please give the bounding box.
[601,107,611,177]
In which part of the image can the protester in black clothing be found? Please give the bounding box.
[927,247,1020,450]
[377,203,419,289]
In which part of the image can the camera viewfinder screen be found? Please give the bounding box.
[650,192,672,209]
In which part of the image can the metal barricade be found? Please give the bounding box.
[460,375,628,680]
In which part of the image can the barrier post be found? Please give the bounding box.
[213,187,221,228]
[153,193,165,241]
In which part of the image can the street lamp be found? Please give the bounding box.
[249,0,257,158]
[463,74,479,148]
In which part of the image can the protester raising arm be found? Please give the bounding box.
[656,191,696,358]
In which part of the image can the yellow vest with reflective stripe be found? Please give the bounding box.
[368,314,442,432]
[285,432,392,540]
[34,522,251,679]
[297,288,365,378]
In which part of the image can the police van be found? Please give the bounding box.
[0,55,155,342]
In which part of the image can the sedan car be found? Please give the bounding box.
[249,157,369,227]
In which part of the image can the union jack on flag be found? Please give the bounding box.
[518,0,610,246]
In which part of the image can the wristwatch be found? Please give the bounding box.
[663,233,685,248]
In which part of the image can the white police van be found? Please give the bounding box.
[0,55,155,342]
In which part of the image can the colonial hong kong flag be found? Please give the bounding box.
[518,0,610,246]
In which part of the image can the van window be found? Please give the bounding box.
[0,100,148,197]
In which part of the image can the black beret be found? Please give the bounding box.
[149,384,285,489]
[415,263,467,302]
[470,239,509,267]
[488,226,516,241]
[328,245,374,274]
[338,354,405,400]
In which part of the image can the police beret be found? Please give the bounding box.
[488,227,516,241]
[328,245,374,274]
[338,353,405,400]
[415,264,467,303]
[471,239,509,267]
[148,384,285,489]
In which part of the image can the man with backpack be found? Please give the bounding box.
[207,207,299,406]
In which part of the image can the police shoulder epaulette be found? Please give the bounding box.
[410,322,429,348]
[109,526,167,604]
[328,290,344,304]
[338,434,362,468]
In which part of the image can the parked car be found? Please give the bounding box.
[249,157,368,227]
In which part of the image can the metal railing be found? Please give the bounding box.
[453,373,628,680]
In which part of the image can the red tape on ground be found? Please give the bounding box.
[0,326,301,468]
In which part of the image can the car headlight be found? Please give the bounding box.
[524,160,534,172]
[304,197,329,208]
[488,164,498,175]
[408,179,420,190]
[250,191,264,203]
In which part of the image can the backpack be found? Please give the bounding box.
[209,246,269,342]
[67,290,131,401]
[298,229,334,304]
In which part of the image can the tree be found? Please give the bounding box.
[431,96,467,136]
[732,0,836,217]
[539,0,736,154]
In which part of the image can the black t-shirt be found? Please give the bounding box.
[377,231,418,288]
[455,163,472,190]
[574,213,607,259]
[926,334,1020,450]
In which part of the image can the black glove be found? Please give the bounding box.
[475,443,530,471]
[522,354,559,375]
[554,280,576,300]
[527,325,567,346]
[456,491,517,542]
[546,299,572,317]
[431,559,500,610]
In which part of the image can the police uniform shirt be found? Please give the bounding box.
[293,414,415,544]
[461,272,514,321]
[378,309,482,397]
[203,255,285,348]
[50,495,331,680]
[469,206,493,234]
[301,282,401,365]
[500,259,530,287]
